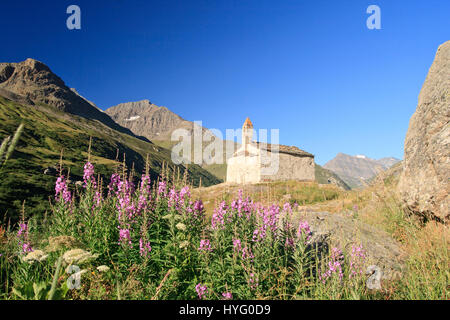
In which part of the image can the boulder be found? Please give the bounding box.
[398,41,450,222]
[293,211,406,280]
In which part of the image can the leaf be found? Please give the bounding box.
[33,282,50,300]
[12,287,27,300]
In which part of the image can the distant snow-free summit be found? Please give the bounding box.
[324,153,401,188]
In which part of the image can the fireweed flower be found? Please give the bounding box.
[17,222,33,253]
[319,247,344,283]
[349,244,366,278]
[55,175,71,203]
[283,202,292,214]
[118,228,132,247]
[211,201,228,230]
[139,175,151,194]
[252,227,266,242]
[157,180,167,197]
[168,188,180,209]
[198,239,212,252]
[137,175,151,214]
[241,246,254,262]
[195,283,208,299]
[117,179,136,220]
[222,292,233,300]
[108,173,121,196]
[233,239,242,252]
[192,200,204,220]
[248,273,259,290]
[262,205,280,234]
[22,243,33,253]
[231,189,252,218]
[93,190,103,208]
[139,238,152,257]
[297,221,312,242]
[285,237,295,247]
[83,162,96,188]
[17,223,28,238]
[179,186,190,202]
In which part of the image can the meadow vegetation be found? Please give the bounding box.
[0,154,447,300]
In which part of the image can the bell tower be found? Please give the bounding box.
[242,117,253,155]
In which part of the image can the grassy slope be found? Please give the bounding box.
[0,96,220,224]
[314,164,351,190]
[192,180,346,217]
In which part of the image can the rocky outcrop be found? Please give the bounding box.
[398,41,450,222]
[0,58,138,138]
[293,211,406,280]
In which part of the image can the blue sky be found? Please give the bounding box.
[0,1,448,165]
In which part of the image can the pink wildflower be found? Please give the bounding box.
[233,239,242,252]
[349,244,366,278]
[118,228,132,247]
[297,220,312,242]
[157,180,167,197]
[139,238,152,257]
[211,201,228,230]
[198,239,212,252]
[83,162,96,188]
[55,175,71,203]
[319,247,344,283]
[248,273,259,290]
[222,292,233,300]
[195,283,208,299]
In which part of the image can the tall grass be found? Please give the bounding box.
[356,186,449,300]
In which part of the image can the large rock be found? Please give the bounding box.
[292,211,406,280]
[398,41,450,222]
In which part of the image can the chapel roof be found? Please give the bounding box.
[255,142,314,158]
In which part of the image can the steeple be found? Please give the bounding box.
[242,117,253,155]
[242,117,253,129]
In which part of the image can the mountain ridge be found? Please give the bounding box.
[324,153,401,188]
[0,58,143,139]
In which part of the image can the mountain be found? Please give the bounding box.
[0,60,221,223]
[105,100,216,141]
[0,58,144,138]
[377,157,401,168]
[323,153,401,189]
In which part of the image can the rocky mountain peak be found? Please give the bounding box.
[324,153,400,188]
[105,100,193,141]
[0,58,138,137]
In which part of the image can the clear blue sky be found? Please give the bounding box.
[0,1,448,165]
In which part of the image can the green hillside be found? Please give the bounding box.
[314,164,351,190]
[0,96,220,224]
